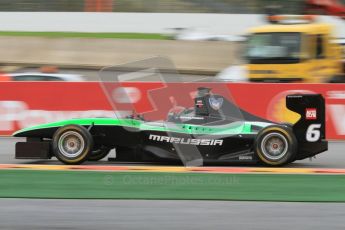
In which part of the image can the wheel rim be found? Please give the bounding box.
[58,131,85,158]
[261,132,288,161]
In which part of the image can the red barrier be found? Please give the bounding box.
[0,82,345,140]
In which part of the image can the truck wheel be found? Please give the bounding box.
[329,75,345,83]
[88,146,111,161]
[52,125,93,165]
[254,125,297,166]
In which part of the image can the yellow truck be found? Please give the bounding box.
[246,15,345,83]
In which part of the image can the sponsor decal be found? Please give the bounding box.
[306,108,317,120]
[239,155,253,160]
[149,134,223,146]
[209,96,223,110]
[196,100,204,108]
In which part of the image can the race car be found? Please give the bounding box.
[13,87,328,166]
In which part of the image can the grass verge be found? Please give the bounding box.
[1,169,344,202]
[0,31,169,40]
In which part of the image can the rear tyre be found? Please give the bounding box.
[52,125,93,165]
[280,122,293,128]
[88,146,111,161]
[254,125,297,166]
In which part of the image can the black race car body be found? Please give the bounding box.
[13,87,328,166]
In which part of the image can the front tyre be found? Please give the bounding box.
[254,125,297,166]
[52,125,93,165]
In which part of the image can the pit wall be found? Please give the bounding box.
[1,82,344,140]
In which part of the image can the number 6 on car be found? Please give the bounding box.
[306,124,321,142]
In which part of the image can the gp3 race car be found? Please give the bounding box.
[13,87,328,166]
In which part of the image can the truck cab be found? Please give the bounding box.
[247,15,343,83]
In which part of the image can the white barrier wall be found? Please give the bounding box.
[0,12,343,37]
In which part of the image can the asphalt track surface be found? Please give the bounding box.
[0,97,343,225]
[1,138,345,230]
[0,199,344,230]
[1,138,344,168]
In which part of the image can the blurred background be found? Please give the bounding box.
[0,0,343,83]
[0,0,309,13]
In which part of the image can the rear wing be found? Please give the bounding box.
[286,94,327,159]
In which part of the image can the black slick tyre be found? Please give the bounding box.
[52,125,93,165]
[254,125,297,166]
